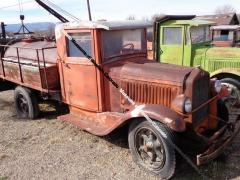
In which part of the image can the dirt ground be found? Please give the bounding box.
[0,90,240,180]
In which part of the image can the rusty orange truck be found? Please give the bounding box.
[0,20,239,179]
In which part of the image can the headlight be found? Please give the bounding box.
[171,95,192,113]
[214,80,222,93]
[184,98,192,113]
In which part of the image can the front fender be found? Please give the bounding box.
[210,68,240,78]
[122,104,185,132]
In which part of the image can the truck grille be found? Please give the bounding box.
[121,80,180,108]
[191,75,209,125]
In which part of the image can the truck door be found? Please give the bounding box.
[59,30,99,111]
[159,26,184,65]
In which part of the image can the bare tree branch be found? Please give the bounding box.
[126,15,136,20]
[215,4,236,14]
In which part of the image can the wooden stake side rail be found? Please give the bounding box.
[0,44,60,93]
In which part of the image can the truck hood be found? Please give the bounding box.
[109,61,194,86]
[195,46,240,59]
[207,47,240,58]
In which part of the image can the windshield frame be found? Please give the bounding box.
[100,28,147,63]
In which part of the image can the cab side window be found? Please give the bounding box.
[163,27,182,45]
[67,32,92,57]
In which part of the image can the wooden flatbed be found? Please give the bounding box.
[0,40,60,93]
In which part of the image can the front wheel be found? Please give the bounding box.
[14,86,39,119]
[128,119,176,179]
[220,78,240,107]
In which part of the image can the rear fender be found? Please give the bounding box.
[122,104,185,132]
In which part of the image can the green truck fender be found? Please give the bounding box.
[210,68,240,80]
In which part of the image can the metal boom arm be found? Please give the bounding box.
[35,0,69,23]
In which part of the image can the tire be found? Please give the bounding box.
[220,78,240,107]
[217,100,229,129]
[14,86,39,119]
[128,119,176,180]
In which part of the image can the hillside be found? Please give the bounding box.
[5,22,56,33]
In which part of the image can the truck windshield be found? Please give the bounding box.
[191,26,211,44]
[101,29,146,61]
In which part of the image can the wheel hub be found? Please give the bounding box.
[136,128,165,168]
[222,82,240,106]
[16,94,29,114]
[146,141,154,149]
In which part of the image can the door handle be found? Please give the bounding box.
[159,48,163,55]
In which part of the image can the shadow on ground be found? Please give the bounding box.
[100,113,240,180]
[1,90,239,179]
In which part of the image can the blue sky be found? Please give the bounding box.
[0,0,240,24]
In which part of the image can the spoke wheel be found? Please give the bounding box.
[220,78,240,107]
[16,93,29,116]
[223,83,239,106]
[14,86,39,119]
[128,119,176,180]
[136,127,166,170]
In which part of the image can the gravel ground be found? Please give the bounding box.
[0,90,240,180]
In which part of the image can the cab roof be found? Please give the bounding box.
[172,19,215,26]
[154,15,215,26]
[56,20,153,31]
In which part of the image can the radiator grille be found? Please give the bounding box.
[121,80,180,108]
[192,75,209,124]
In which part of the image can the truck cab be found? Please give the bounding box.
[0,20,239,179]
[55,21,151,113]
[154,15,240,106]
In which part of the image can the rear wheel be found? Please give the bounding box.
[128,119,176,179]
[220,78,240,107]
[14,86,39,119]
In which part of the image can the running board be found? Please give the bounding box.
[58,112,123,136]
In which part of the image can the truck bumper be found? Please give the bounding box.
[197,122,240,166]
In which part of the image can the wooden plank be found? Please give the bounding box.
[1,60,60,91]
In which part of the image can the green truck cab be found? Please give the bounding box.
[154,15,240,106]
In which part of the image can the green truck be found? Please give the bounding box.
[153,15,240,106]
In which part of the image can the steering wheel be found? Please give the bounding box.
[121,43,134,50]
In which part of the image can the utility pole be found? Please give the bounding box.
[87,0,92,21]
[1,22,6,39]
